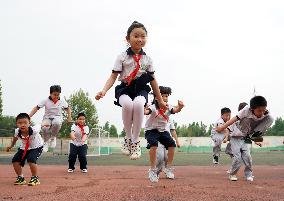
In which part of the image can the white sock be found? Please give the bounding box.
[119,95,134,140]
[132,96,146,143]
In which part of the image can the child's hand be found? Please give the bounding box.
[177,100,184,109]
[95,91,106,100]
[67,118,73,124]
[176,141,181,148]
[6,146,12,152]
[255,142,262,147]
[216,126,223,133]
[71,136,76,141]
[223,137,228,143]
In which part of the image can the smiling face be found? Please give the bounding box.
[126,27,147,53]
[76,115,86,126]
[16,118,31,133]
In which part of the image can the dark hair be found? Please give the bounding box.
[77,112,86,119]
[159,86,172,95]
[221,107,231,115]
[126,21,147,39]
[250,96,267,109]
[238,102,248,111]
[50,85,61,94]
[16,113,30,122]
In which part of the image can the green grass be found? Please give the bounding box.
[0,151,283,166]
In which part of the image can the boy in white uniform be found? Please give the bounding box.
[6,113,44,186]
[68,112,90,173]
[211,108,231,164]
[144,86,184,183]
[216,96,274,181]
[29,85,72,152]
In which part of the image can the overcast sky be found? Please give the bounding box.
[0,0,283,132]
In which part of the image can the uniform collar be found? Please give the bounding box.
[48,96,60,101]
[126,47,146,55]
[18,127,33,138]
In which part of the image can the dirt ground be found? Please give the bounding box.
[0,165,283,201]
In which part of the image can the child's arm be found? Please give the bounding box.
[171,129,181,148]
[96,73,119,100]
[70,131,76,141]
[150,76,167,109]
[6,137,18,152]
[65,107,72,123]
[223,129,229,143]
[29,106,39,117]
[172,100,184,114]
[216,117,238,133]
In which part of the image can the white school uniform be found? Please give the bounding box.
[70,124,90,147]
[15,125,44,150]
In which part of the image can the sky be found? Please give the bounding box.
[0,0,284,132]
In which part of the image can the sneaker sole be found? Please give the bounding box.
[14,181,26,185]
[28,182,40,186]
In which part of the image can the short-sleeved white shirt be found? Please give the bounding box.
[112,48,154,82]
[37,97,69,120]
[70,124,90,146]
[15,125,44,150]
[211,118,226,136]
[145,104,174,132]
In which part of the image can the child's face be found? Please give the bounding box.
[76,116,86,126]
[221,112,231,122]
[253,106,267,118]
[50,92,60,100]
[161,94,169,103]
[127,28,147,52]
[16,118,31,133]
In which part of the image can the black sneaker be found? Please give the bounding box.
[244,136,252,144]
[28,176,40,186]
[14,176,26,185]
[250,131,263,142]
[213,156,219,164]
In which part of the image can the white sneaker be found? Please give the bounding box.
[163,167,175,179]
[121,138,132,156]
[49,137,57,148]
[229,175,238,181]
[226,169,231,174]
[148,168,159,183]
[246,176,254,182]
[67,169,74,173]
[130,141,141,160]
[81,169,88,173]
[43,142,49,152]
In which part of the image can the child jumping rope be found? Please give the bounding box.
[29,85,72,152]
[95,21,167,160]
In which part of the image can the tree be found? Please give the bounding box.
[266,117,284,136]
[0,80,3,117]
[109,124,118,137]
[103,121,110,132]
[0,116,16,137]
[60,89,99,138]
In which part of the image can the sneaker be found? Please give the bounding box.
[213,156,219,164]
[28,176,40,186]
[67,169,74,173]
[14,176,26,185]
[121,138,132,156]
[229,175,238,181]
[163,167,175,179]
[130,141,141,160]
[226,169,231,174]
[81,169,88,173]
[148,168,159,183]
[246,176,254,182]
[43,142,49,152]
[49,137,57,148]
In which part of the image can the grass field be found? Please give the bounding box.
[1,151,283,166]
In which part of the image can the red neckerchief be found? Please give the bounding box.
[124,54,142,86]
[155,108,169,121]
[52,98,59,104]
[78,124,86,144]
[21,135,30,160]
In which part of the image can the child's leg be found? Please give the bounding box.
[156,143,166,174]
[149,146,158,169]
[167,147,175,167]
[241,144,253,178]
[119,95,134,139]
[13,162,23,176]
[230,138,243,175]
[28,163,38,176]
[78,144,88,170]
[132,96,146,143]
[50,117,62,137]
[42,119,52,142]
[68,143,78,170]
